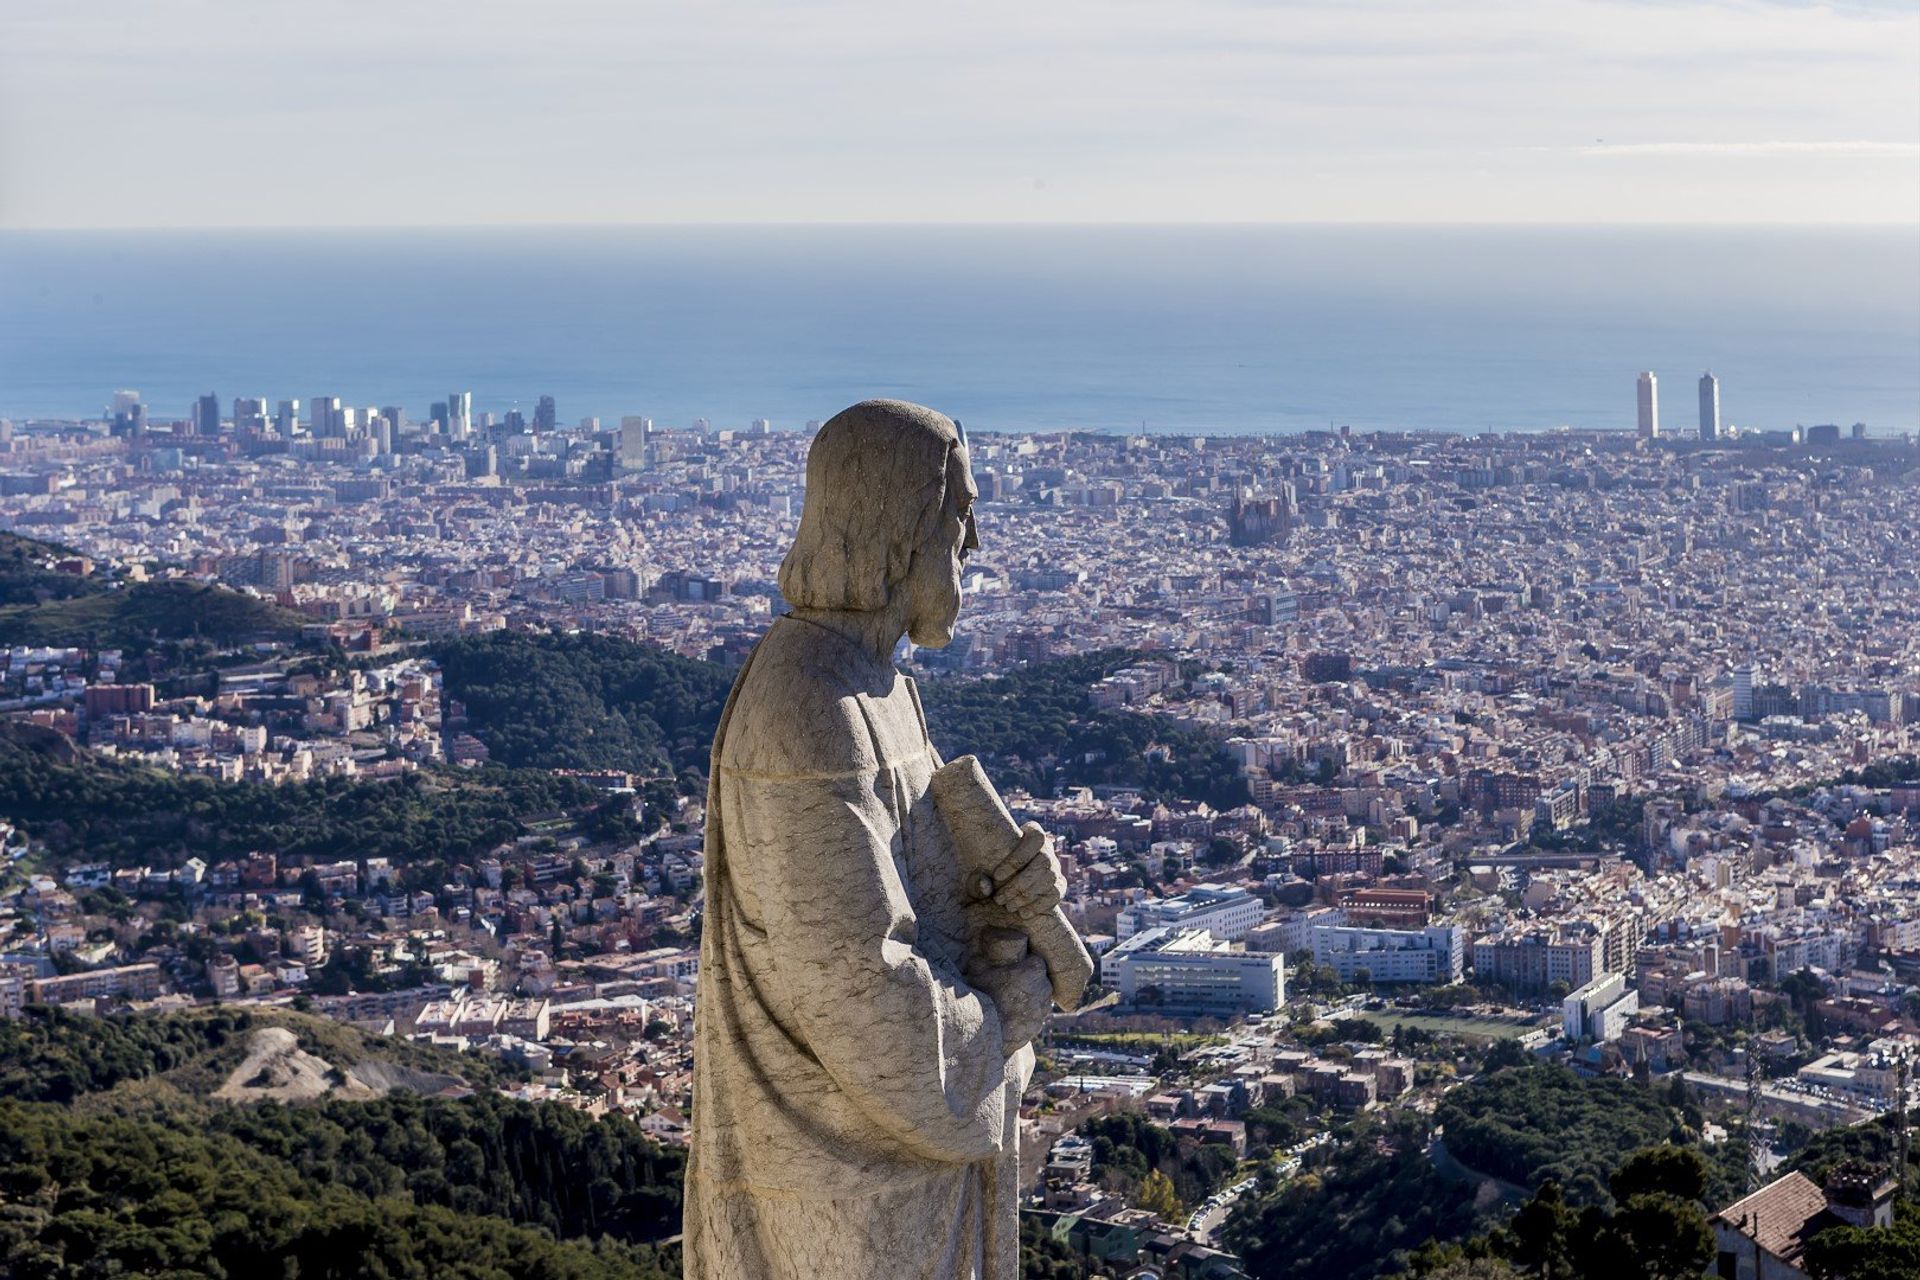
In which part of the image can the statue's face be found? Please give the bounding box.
[905,446,980,649]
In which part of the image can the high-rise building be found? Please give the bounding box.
[448,391,473,442]
[533,395,557,433]
[618,416,651,471]
[1636,372,1659,439]
[233,397,268,433]
[275,399,300,435]
[1733,662,1756,721]
[109,390,146,438]
[311,396,343,438]
[189,393,220,437]
[1698,372,1720,441]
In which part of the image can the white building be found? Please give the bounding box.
[1312,924,1464,985]
[286,924,328,967]
[1102,927,1285,1015]
[1116,884,1264,943]
[0,965,27,1019]
[1637,371,1660,439]
[1562,972,1639,1043]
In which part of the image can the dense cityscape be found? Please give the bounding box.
[1,384,1917,1280]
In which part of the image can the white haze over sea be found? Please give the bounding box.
[0,225,1914,436]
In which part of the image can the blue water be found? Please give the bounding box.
[0,225,1914,434]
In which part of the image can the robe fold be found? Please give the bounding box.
[685,615,1032,1280]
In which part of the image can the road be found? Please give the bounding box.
[1185,1133,1332,1244]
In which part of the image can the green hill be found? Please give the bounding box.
[0,577,305,647]
[0,722,601,870]
[0,1005,516,1110]
[434,630,736,782]
[0,1100,679,1280]
[1434,1063,1689,1205]
[437,630,1246,807]
[917,648,1250,808]
[0,530,98,606]
[0,530,305,646]
[0,1007,683,1279]
[0,529,100,610]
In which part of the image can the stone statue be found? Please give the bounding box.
[685,400,1091,1280]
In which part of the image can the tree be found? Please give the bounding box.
[1421,1262,1521,1280]
[1805,1199,1920,1280]
[1483,1038,1529,1071]
[1137,1168,1182,1219]
[1591,1192,1713,1280]
[1608,1145,1708,1204]
[1506,1180,1577,1279]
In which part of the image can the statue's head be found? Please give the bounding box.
[778,399,979,649]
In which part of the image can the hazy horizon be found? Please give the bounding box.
[4,0,1915,230]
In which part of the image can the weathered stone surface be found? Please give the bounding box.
[685,400,1077,1280]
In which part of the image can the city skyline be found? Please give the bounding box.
[56,364,1911,445]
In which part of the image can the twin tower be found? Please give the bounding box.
[1636,370,1719,441]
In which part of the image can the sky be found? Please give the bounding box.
[1,0,1916,228]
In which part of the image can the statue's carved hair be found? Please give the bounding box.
[779,400,963,612]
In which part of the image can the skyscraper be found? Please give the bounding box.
[448,391,473,442]
[233,398,268,433]
[311,396,343,437]
[533,395,557,433]
[1636,372,1659,439]
[618,416,651,471]
[190,394,220,437]
[1732,662,1756,721]
[275,399,300,435]
[110,391,147,438]
[1698,372,1720,441]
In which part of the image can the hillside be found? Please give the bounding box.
[917,648,1250,808]
[437,630,1247,806]
[0,1005,517,1109]
[0,576,306,647]
[435,630,735,782]
[0,1007,682,1278]
[0,723,601,870]
[0,531,305,647]
[0,1100,680,1280]
[1226,1067,1743,1280]
[1433,1063,1694,1205]
[0,530,95,605]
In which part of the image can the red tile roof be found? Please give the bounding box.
[1715,1171,1838,1268]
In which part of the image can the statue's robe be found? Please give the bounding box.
[685,614,1032,1280]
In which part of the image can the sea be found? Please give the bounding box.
[0,224,1915,436]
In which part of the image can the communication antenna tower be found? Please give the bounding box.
[1743,1008,1763,1194]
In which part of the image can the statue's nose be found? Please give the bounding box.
[962,511,980,559]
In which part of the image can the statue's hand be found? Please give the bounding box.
[969,952,1054,1051]
[988,823,1066,920]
